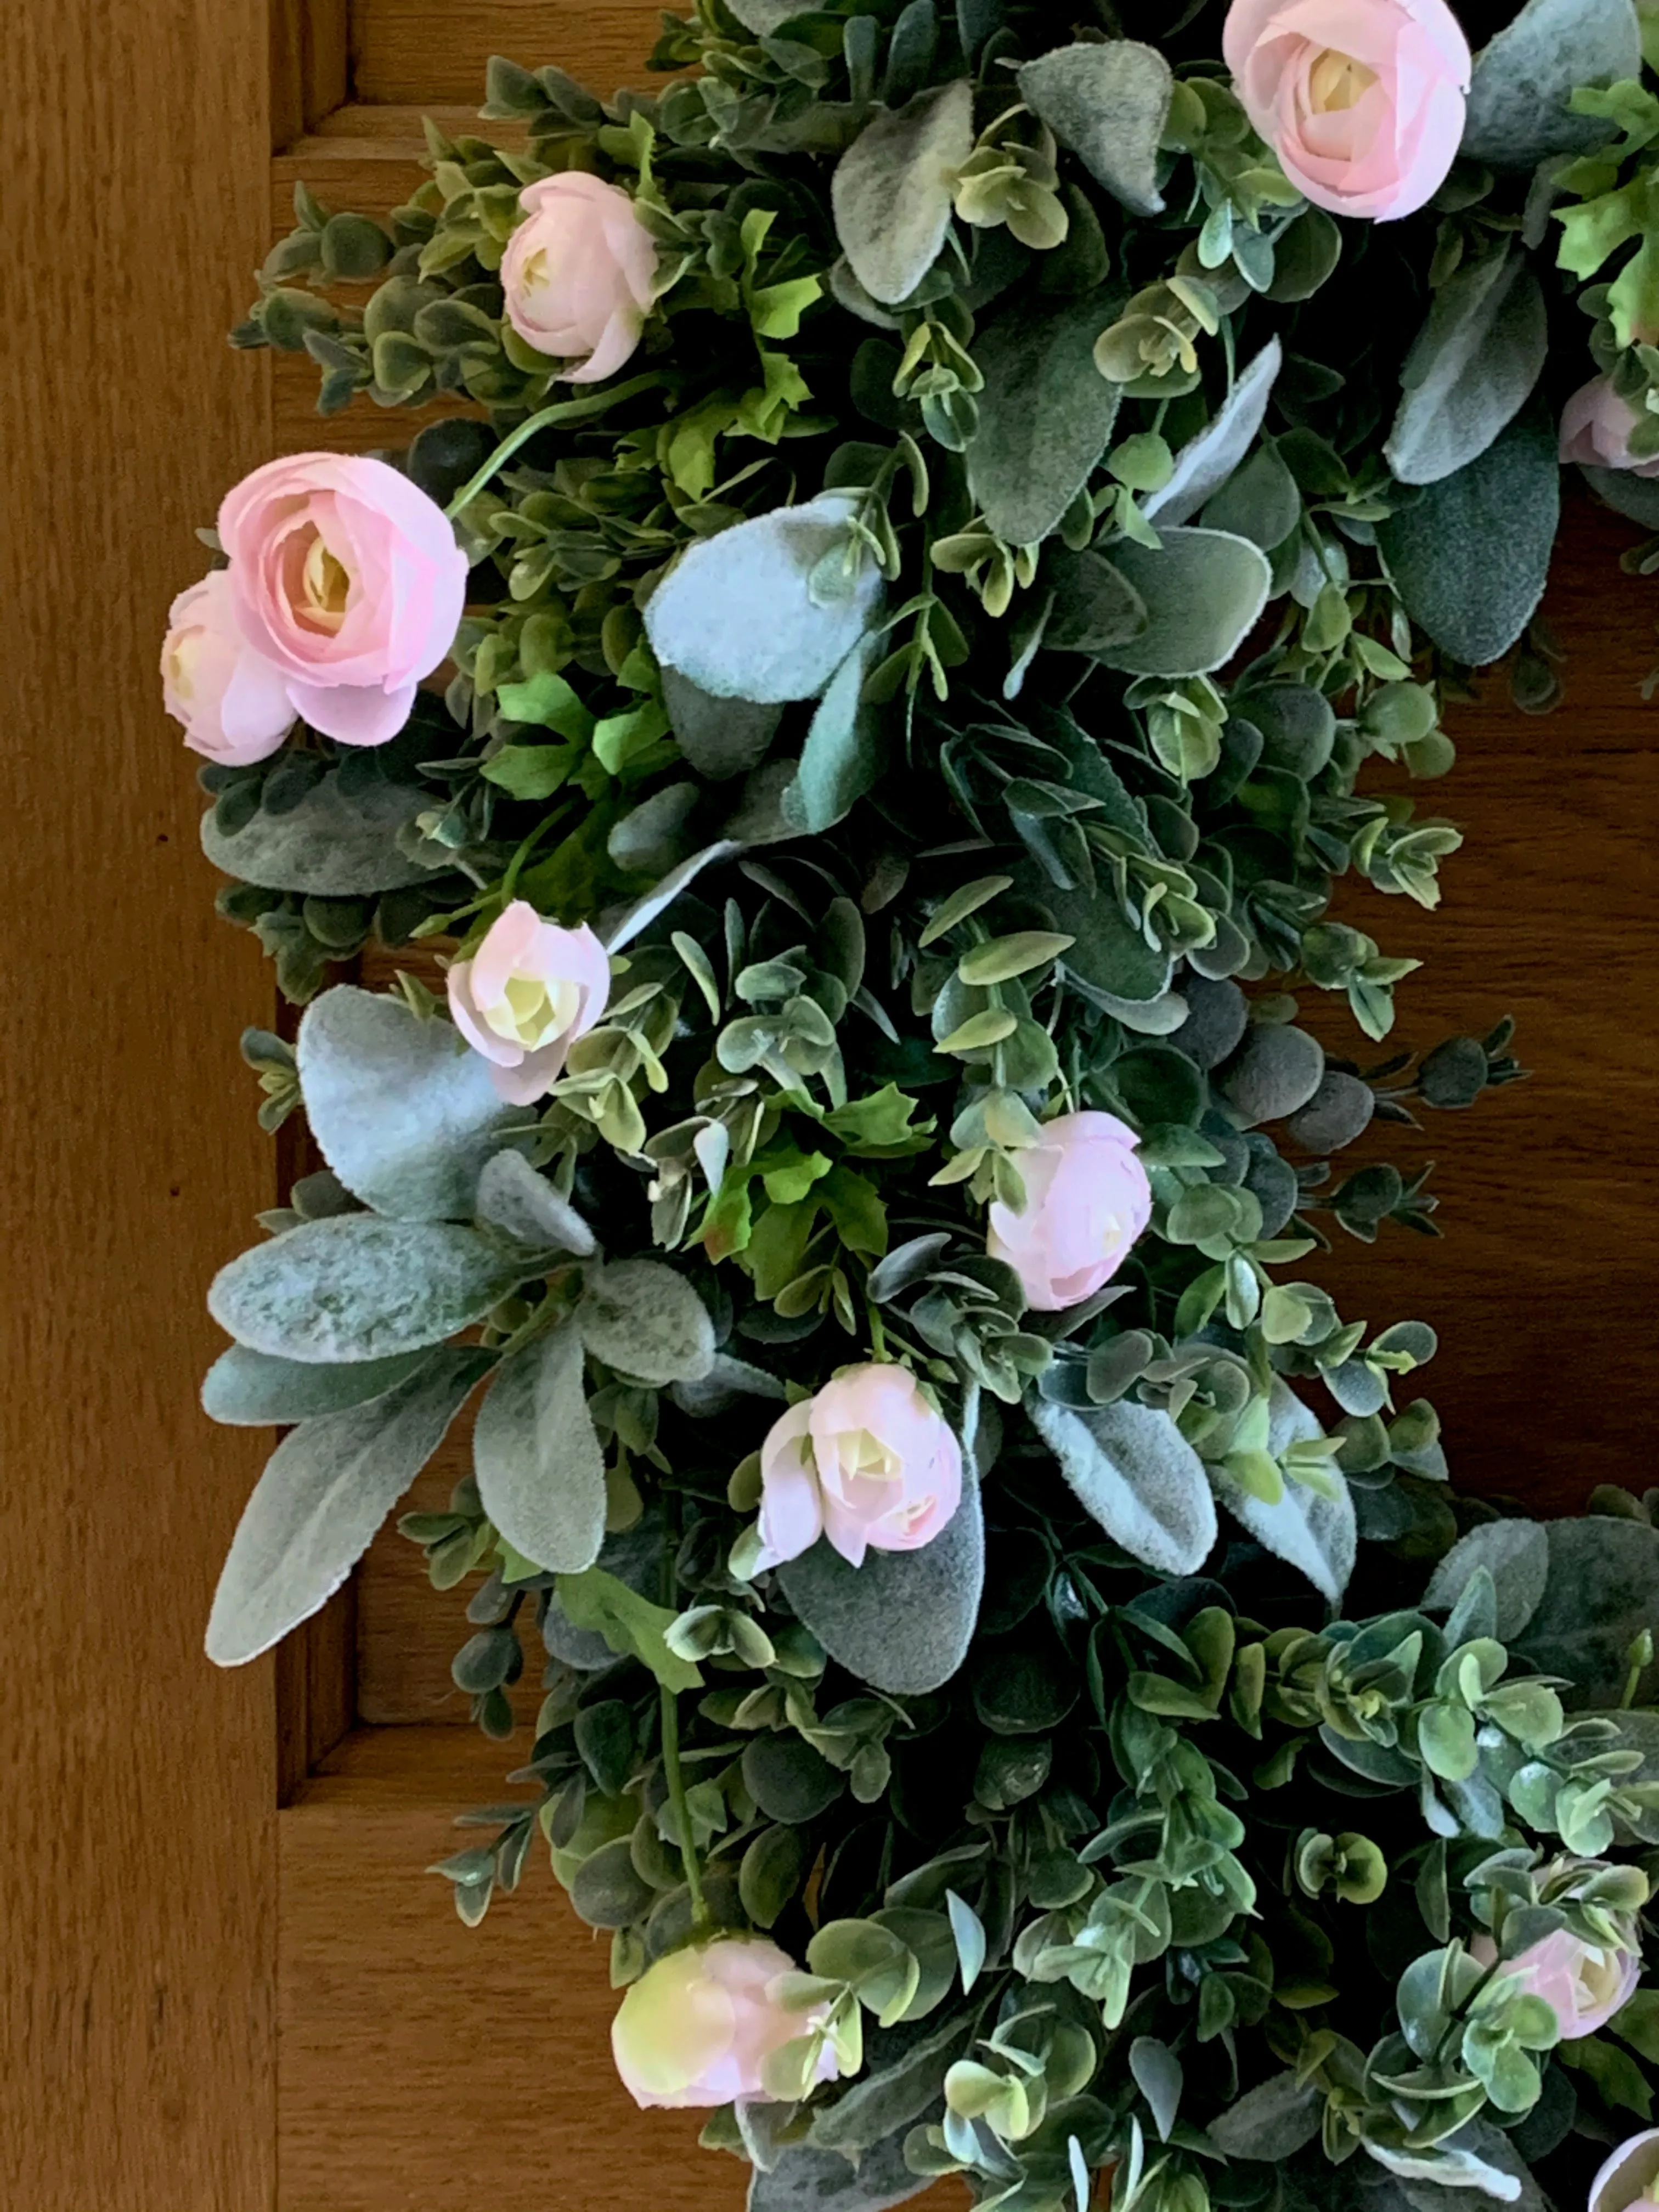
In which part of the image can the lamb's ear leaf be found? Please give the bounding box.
[748,2124,935,2212]
[475,1149,595,1257]
[1091,527,1272,679]
[967,294,1125,549]
[807,2014,975,2156]
[1511,1518,1659,1707]
[662,665,783,780]
[575,1259,716,1385]
[644,494,884,704]
[602,838,741,952]
[725,0,804,30]
[205,1348,490,1666]
[1385,246,1549,487]
[776,1477,984,1696]
[472,1326,605,1574]
[1207,2071,1323,2160]
[831,80,975,306]
[1017,40,1172,216]
[201,773,443,894]
[1212,1386,1355,1606]
[783,635,883,834]
[1030,1397,1216,1576]
[208,1216,526,1363]
[1377,399,1559,667]
[1144,339,1283,528]
[201,1344,433,1425]
[1424,1519,1550,1641]
[297,986,526,1222]
[1460,0,1641,170]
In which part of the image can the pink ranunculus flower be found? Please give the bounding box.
[1481,1927,1643,2039]
[986,1110,1152,1314]
[216,452,469,747]
[445,899,610,1105]
[755,1364,963,1572]
[160,570,295,765]
[1561,376,1659,479]
[1592,2129,1659,2212]
[499,173,658,385]
[1223,0,1471,223]
[611,1938,839,2110]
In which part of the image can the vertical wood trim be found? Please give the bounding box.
[270,0,352,153]
[4,0,280,2203]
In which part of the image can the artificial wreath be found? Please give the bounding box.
[168,1,1659,2207]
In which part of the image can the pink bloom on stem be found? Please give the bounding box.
[445,899,610,1105]
[216,451,469,747]
[1590,2129,1659,2212]
[986,1111,1152,1314]
[1223,0,1471,222]
[1560,376,1659,478]
[755,1364,963,1572]
[610,1938,839,2110]
[500,173,658,385]
[1478,1927,1642,2039]
[160,570,294,765]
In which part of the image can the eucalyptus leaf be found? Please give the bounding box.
[208,1216,526,1363]
[475,1148,595,1257]
[297,986,525,1222]
[1385,246,1548,487]
[1144,340,1283,528]
[662,665,784,780]
[1029,1397,1217,1577]
[201,1343,433,1426]
[831,80,976,306]
[201,775,442,894]
[576,1259,716,1385]
[205,1348,489,1665]
[473,1326,605,1574]
[1424,1520,1549,1641]
[777,1476,984,1695]
[1093,528,1273,679]
[1461,0,1641,169]
[645,495,884,704]
[1378,398,1558,667]
[967,295,1124,547]
[1017,40,1173,216]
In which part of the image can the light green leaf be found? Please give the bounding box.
[645,493,885,704]
[201,775,443,895]
[1030,1397,1217,1577]
[554,1565,702,1692]
[1379,401,1559,667]
[1425,1520,1549,1642]
[1461,0,1641,168]
[205,1348,489,1665]
[208,1215,526,1363]
[967,294,1124,547]
[494,669,595,742]
[576,1259,716,1384]
[475,1149,595,1256]
[1385,246,1549,487]
[297,986,525,1221]
[1092,527,1273,679]
[201,1344,434,1426]
[831,80,976,306]
[1017,40,1173,216]
[473,1325,605,1574]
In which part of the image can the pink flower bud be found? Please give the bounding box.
[445,900,611,1105]
[160,571,294,765]
[500,173,658,385]
[986,1111,1152,1313]
[610,1938,838,2109]
[755,1363,963,1571]
[1561,376,1659,478]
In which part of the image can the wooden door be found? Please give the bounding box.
[8,0,1656,2206]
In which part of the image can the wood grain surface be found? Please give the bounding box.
[2,1,279,2206]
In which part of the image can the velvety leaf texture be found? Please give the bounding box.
[1017,40,1173,215]
[967,294,1125,547]
[831,80,975,306]
[1461,0,1642,168]
[472,1325,605,1573]
[1029,1398,1217,1577]
[201,774,442,894]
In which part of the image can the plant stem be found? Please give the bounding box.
[443,373,668,518]
[659,1681,708,1930]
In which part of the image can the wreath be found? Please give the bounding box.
[166,2,1659,2207]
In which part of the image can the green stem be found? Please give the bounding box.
[443,372,669,518]
[659,1681,708,1930]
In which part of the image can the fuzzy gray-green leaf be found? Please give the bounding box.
[473,1325,605,1573]
[967,295,1124,548]
[1093,527,1273,679]
[576,1259,716,1385]
[1461,0,1641,169]
[1030,1397,1217,1576]
[1144,340,1283,528]
[831,80,975,306]
[1017,40,1172,216]
[1385,246,1548,487]
[201,774,443,894]
[201,1343,435,1425]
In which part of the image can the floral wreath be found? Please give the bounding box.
[168,2,1659,2208]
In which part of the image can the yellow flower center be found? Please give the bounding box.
[297,528,353,631]
[1307,48,1377,113]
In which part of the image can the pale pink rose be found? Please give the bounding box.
[216,452,469,747]
[755,1364,963,1572]
[611,1938,838,2109]
[1223,0,1471,222]
[160,571,295,765]
[500,173,658,385]
[986,1111,1152,1313]
[1592,2130,1659,2212]
[1561,377,1659,478]
[1477,1927,1641,2039]
[445,899,610,1105]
